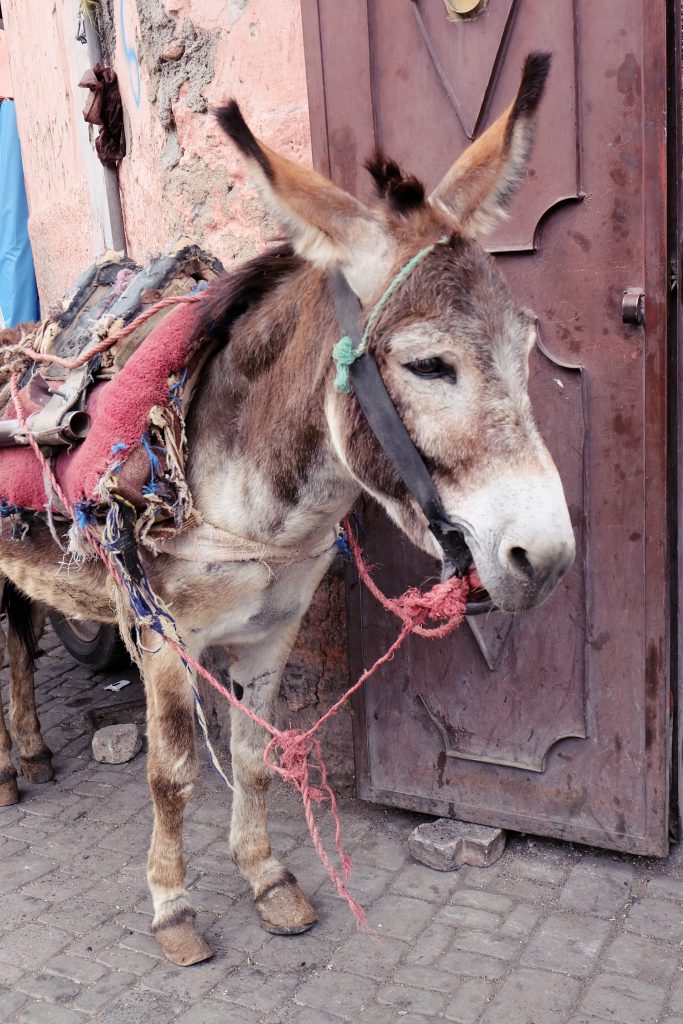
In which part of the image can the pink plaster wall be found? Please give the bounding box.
[4,0,312,294]
[113,0,312,269]
[2,0,112,306]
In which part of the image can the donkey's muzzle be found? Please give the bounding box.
[433,523,494,616]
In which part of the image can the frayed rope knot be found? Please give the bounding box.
[332,336,357,393]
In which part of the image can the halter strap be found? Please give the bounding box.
[332,239,445,393]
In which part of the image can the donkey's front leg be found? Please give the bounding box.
[229,629,317,935]
[141,633,213,966]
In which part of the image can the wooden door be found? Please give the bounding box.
[302,0,673,854]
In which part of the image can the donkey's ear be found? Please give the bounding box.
[430,52,551,237]
[217,102,392,302]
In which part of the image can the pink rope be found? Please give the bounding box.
[9,309,475,929]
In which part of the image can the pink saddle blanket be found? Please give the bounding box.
[0,301,201,517]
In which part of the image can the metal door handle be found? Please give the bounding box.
[622,288,645,326]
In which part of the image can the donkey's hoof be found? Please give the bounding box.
[0,776,19,806]
[153,920,214,966]
[20,756,54,784]
[255,878,317,935]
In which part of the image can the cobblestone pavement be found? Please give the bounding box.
[1,631,683,1024]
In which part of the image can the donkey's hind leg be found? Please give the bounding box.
[0,585,17,805]
[141,631,213,966]
[4,582,51,784]
[229,629,317,935]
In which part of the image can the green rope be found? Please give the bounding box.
[332,239,446,393]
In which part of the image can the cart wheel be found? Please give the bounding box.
[48,612,128,672]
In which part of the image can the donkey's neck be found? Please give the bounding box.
[186,263,359,547]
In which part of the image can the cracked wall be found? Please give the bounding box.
[108,0,313,269]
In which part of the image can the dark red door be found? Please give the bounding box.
[302,0,673,854]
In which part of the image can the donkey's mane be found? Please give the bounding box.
[194,243,303,348]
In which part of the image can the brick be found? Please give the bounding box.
[295,970,378,1018]
[94,946,158,976]
[71,971,137,1014]
[213,966,302,1013]
[443,977,493,1023]
[625,898,683,942]
[378,981,448,1016]
[602,933,680,984]
[0,924,71,970]
[93,988,185,1024]
[18,1004,87,1024]
[0,852,56,894]
[176,1003,261,1024]
[16,973,80,1004]
[44,955,107,985]
[580,972,665,1024]
[482,968,581,1024]
[368,894,434,941]
[560,859,634,916]
[328,934,407,980]
[521,913,610,976]
[390,862,463,902]
[0,987,28,1019]
[439,949,509,980]
[141,954,243,1001]
[409,819,505,871]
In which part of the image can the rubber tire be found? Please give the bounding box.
[48,612,128,672]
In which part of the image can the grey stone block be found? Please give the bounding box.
[92,724,142,765]
[409,819,505,871]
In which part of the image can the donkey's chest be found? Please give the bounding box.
[152,549,336,653]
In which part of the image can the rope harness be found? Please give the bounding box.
[9,247,475,929]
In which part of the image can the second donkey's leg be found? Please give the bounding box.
[229,625,317,934]
[6,594,51,783]
[142,633,213,966]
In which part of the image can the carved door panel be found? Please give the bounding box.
[302,0,672,853]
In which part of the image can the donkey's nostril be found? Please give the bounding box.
[508,546,534,579]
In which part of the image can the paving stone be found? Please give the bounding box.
[434,948,509,980]
[501,903,543,937]
[644,877,683,901]
[213,966,303,1013]
[0,987,28,1019]
[204,901,269,954]
[378,980,448,1016]
[16,973,80,1005]
[328,934,407,980]
[368,893,434,941]
[449,927,522,962]
[482,968,581,1024]
[94,946,158,976]
[64,924,124,957]
[521,913,610,976]
[602,932,680,984]
[390,861,463,902]
[626,898,683,941]
[176,1002,260,1024]
[580,972,665,1024]
[355,1009,432,1024]
[264,1005,342,1024]
[396,965,468,994]
[43,955,107,986]
[560,859,634,917]
[70,971,137,1014]
[0,892,52,930]
[255,934,335,972]
[438,902,504,932]
[0,924,71,970]
[443,977,493,1022]
[118,928,165,960]
[0,852,56,894]
[0,961,26,984]
[405,921,453,965]
[349,831,410,871]
[93,987,185,1024]
[295,969,378,1018]
[18,1003,87,1024]
[141,953,243,1001]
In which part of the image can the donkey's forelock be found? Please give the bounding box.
[365,152,427,217]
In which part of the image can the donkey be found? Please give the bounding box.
[0,53,574,965]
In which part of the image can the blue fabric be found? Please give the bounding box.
[0,100,39,327]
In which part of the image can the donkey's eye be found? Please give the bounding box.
[405,357,456,381]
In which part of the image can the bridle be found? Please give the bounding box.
[329,245,493,616]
